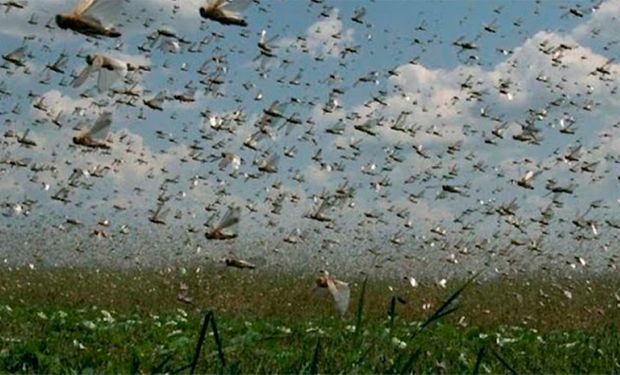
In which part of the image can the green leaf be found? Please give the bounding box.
[355,276,369,334]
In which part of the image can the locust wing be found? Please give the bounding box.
[219,0,251,17]
[83,111,112,139]
[76,0,123,28]
[72,55,103,88]
[327,278,350,316]
[217,205,241,230]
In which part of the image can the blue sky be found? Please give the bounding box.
[0,0,618,276]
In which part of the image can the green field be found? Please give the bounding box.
[1,267,619,373]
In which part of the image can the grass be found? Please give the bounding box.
[0,266,619,373]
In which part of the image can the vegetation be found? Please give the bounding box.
[0,267,619,373]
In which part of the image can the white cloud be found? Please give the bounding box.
[572,0,620,43]
[33,89,92,117]
[279,8,355,59]
[306,8,355,57]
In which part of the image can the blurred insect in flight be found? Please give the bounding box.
[199,0,252,27]
[56,0,123,38]
[72,54,128,93]
[72,111,113,149]
[314,270,350,316]
[206,205,241,240]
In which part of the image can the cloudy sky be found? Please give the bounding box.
[0,0,618,274]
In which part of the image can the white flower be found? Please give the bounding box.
[176,308,187,317]
[73,339,86,350]
[278,326,292,334]
[167,330,183,337]
[391,337,407,349]
[305,327,325,335]
[101,310,115,324]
